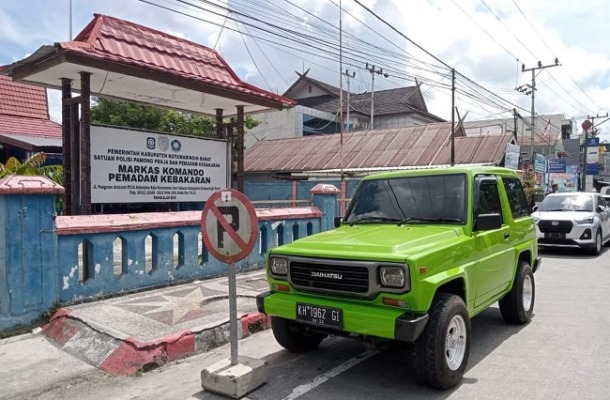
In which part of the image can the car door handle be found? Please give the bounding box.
[504,233,510,240]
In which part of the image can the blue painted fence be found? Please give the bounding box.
[0,177,338,333]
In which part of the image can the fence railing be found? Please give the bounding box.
[0,177,339,333]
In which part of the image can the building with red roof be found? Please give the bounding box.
[0,74,62,162]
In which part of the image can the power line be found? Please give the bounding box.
[510,0,603,111]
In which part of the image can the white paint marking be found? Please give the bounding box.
[95,264,101,274]
[281,350,378,400]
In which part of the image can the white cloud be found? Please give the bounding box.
[4,0,610,140]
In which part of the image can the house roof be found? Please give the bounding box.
[0,75,49,119]
[0,115,61,139]
[245,123,511,173]
[283,71,443,121]
[3,14,295,116]
[0,75,62,151]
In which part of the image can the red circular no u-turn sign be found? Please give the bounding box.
[201,189,259,263]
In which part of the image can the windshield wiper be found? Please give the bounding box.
[349,216,402,225]
[400,217,462,224]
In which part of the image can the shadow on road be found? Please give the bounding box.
[538,245,608,259]
[191,307,530,400]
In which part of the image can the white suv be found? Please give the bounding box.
[532,192,610,255]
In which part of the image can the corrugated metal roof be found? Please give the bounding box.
[57,14,294,108]
[245,123,512,173]
[0,75,48,119]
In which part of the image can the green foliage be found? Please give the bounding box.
[91,98,260,138]
[0,153,64,212]
[0,152,62,184]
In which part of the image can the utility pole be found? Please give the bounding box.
[338,0,343,143]
[513,108,519,142]
[582,113,608,191]
[342,69,355,132]
[451,68,455,166]
[69,0,72,39]
[519,59,560,162]
[365,63,388,130]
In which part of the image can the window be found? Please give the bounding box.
[476,179,503,223]
[345,174,467,224]
[502,177,531,218]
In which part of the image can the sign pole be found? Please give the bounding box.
[201,189,266,398]
[228,261,238,366]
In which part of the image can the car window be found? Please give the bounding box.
[476,180,503,223]
[345,174,467,224]
[502,177,530,218]
[597,195,606,208]
[538,194,593,212]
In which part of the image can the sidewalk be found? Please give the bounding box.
[1,269,271,399]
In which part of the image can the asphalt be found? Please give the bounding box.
[0,269,271,399]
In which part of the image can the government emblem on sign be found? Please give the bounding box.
[201,189,259,263]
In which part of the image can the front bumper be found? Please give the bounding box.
[536,223,598,248]
[256,291,428,342]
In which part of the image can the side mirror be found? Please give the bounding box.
[597,205,605,213]
[474,213,502,231]
[334,216,343,228]
[532,205,538,212]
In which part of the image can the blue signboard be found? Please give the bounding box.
[534,153,546,173]
[586,163,599,175]
[587,137,600,146]
[547,159,566,173]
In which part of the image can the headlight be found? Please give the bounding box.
[379,266,406,288]
[574,216,594,224]
[270,256,288,275]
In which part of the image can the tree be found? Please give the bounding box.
[0,153,64,211]
[91,98,260,137]
[0,153,62,183]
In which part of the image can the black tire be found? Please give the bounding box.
[590,229,602,255]
[415,293,471,390]
[499,261,535,324]
[271,317,326,353]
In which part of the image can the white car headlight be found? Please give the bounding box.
[574,216,594,224]
[379,266,406,288]
[270,256,288,275]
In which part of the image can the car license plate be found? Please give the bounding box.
[545,232,565,240]
[296,303,342,329]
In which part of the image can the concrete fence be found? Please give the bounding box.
[0,176,339,334]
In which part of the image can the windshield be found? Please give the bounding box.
[344,174,467,224]
[538,194,593,212]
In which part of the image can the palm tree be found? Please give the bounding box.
[0,152,63,184]
[0,152,64,211]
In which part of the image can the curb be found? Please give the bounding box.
[42,309,272,375]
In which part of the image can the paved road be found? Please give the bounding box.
[18,246,610,400]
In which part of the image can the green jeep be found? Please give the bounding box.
[256,166,540,389]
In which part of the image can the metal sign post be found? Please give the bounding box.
[228,261,238,365]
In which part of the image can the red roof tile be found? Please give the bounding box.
[0,75,48,119]
[0,114,61,138]
[57,14,294,108]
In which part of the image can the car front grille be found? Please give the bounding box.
[538,220,573,233]
[290,261,370,294]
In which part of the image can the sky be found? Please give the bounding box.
[1,0,610,142]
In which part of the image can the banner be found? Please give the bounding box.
[547,159,566,173]
[587,146,599,163]
[504,143,520,170]
[549,165,579,192]
[534,153,546,173]
[91,126,229,203]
